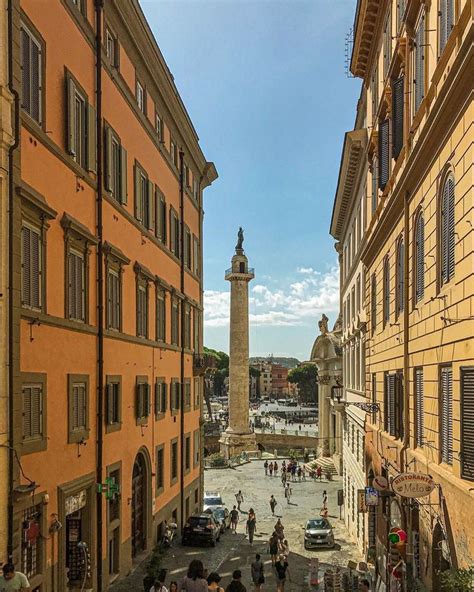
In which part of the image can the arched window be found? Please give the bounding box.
[383,256,390,326]
[371,273,377,334]
[414,211,425,303]
[396,238,404,317]
[440,174,455,285]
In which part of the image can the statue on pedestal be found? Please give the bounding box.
[236,227,244,251]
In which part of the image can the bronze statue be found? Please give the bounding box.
[236,227,244,250]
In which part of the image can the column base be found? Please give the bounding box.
[219,431,257,460]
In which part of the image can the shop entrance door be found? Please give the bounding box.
[132,454,146,557]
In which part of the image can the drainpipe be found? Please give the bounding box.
[7,0,20,561]
[402,191,410,460]
[179,150,185,531]
[94,2,104,591]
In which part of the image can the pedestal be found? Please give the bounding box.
[219,432,258,460]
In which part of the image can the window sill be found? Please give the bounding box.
[105,421,122,434]
[136,417,149,427]
[21,437,47,455]
[155,412,165,421]
[68,429,90,444]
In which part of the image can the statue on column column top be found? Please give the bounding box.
[318,313,329,336]
[235,227,244,251]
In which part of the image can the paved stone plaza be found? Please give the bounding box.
[111,459,364,591]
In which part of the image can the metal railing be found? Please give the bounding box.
[225,267,255,276]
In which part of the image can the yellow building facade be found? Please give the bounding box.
[349,0,473,589]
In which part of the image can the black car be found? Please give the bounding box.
[182,513,220,547]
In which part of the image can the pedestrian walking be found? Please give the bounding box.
[316,466,322,481]
[226,571,247,592]
[279,538,290,558]
[0,564,30,592]
[273,461,278,476]
[178,560,208,592]
[302,466,306,481]
[284,483,292,505]
[251,554,265,592]
[269,494,277,516]
[274,555,290,592]
[268,532,279,566]
[281,460,286,473]
[281,471,286,487]
[230,505,239,533]
[274,518,284,540]
[322,490,328,508]
[207,573,224,592]
[246,508,257,544]
[297,466,302,482]
[320,507,329,519]
[264,460,268,476]
[235,490,244,511]
[269,462,273,477]
[291,464,296,482]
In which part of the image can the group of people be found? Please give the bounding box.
[264,459,307,483]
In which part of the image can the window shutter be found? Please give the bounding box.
[31,39,41,123]
[440,0,448,52]
[67,76,77,155]
[447,177,455,281]
[170,383,174,410]
[68,252,75,318]
[378,119,389,190]
[106,384,114,424]
[23,388,32,439]
[86,104,97,173]
[392,76,404,159]
[461,368,474,480]
[21,226,31,306]
[415,214,425,302]
[31,229,41,309]
[148,181,155,231]
[145,384,150,417]
[415,368,424,447]
[446,0,454,37]
[162,383,167,413]
[104,125,113,191]
[170,210,175,253]
[120,146,128,204]
[388,374,396,436]
[31,386,42,437]
[441,367,453,464]
[135,385,142,419]
[21,29,31,114]
[383,257,390,325]
[414,15,425,112]
[134,166,142,222]
[371,158,378,214]
[155,382,161,415]
[397,241,404,314]
[78,255,85,321]
[371,274,377,333]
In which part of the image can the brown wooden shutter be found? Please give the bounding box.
[23,387,32,439]
[147,181,155,231]
[68,252,74,318]
[415,368,424,447]
[67,75,77,156]
[32,386,42,437]
[378,119,389,190]
[106,384,114,424]
[145,384,150,417]
[388,374,396,436]
[392,76,404,159]
[371,274,376,334]
[21,28,31,114]
[120,146,128,204]
[441,367,453,464]
[21,226,31,306]
[135,384,142,419]
[31,229,41,309]
[104,125,113,191]
[461,367,474,480]
[87,104,97,173]
[446,177,455,282]
[134,166,142,222]
[162,383,167,413]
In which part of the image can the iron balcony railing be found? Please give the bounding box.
[225,267,255,276]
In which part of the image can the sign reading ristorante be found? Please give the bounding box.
[391,473,436,498]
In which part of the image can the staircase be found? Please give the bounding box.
[306,456,339,476]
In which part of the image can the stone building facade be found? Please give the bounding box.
[347,0,473,590]
[5,1,216,590]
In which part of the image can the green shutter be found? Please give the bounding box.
[67,75,77,156]
[120,146,128,204]
[104,125,113,191]
[134,165,142,222]
[148,181,155,231]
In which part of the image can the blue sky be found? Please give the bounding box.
[141,0,361,360]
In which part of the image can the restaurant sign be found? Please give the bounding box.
[65,489,87,515]
[391,473,435,498]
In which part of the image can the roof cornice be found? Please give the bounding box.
[350,0,386,79]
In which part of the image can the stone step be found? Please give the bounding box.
[305,457,339,475]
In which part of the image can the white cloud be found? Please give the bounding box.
[204,264,340,329]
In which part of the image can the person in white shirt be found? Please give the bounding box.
[0,564,30,592]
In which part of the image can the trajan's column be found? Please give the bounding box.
[220,228,257,459]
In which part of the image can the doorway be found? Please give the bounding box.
[131,453,147,558]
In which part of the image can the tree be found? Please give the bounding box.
[203,347,229,419]
[288,364,318,404]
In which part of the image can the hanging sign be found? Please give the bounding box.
[373,475,389,492]
[65,489,87,515]
[365,486,379,506]
[357,489,368,513]
[391,473,435,498]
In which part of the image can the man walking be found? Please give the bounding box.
[269,494,277,516]
[264,460,268,476]
[235,490,244,511]
[230,505,239,533]
[322,490,328,508]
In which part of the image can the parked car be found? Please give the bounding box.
[204,506,230,533]
[304,518,335,549]
[203,491,224,511]
[182,513,220,547]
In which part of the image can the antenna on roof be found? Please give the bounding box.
[345,27,355,78]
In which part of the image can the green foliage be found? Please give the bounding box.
[204,346,229,370]
[207,453,228,467]
[440,568,474,591]
[288,364,318,403]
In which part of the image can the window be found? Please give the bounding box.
[171,439,178,483]
[383,10,392,79]
[184,380,191,410]
[184,162,190,188]
[108,469,120,523]
[170,138,178,167]
[193,236,200,276]
[414,13,425,114]
[440,366,453,465]
[67,249,86,321]
[156,288,166,342]
[105,28,119,68]
[383,256,390,326]
[66,74,96,172]
[21,23,42,124]
[395,239,404,317]
[193,308,200,352]
[184,228,192,270]
[134,164,154,230]
[156,446,164,492]
[193,429,200,466]
[104,125,127,204]
[194,377,201,409]
[136,282,148,338]
[384,372,403,439]
[185,434,191,472]
[460,367,474,480]
[439,0,454,54]
[440,174,455,285]
[157,194,167,244]
[106,377,121,432]
[414,368,424,447]
[370,66,378,124]
[193,178,199,202]
[135,378,150,425]
[155,110,164,142]
[23,384,43,442]
[21,504,42,580]
[184,304,191,349]
[392,76,404,160]
[107,269,121,330]
[170,208,180,258]
[71,0,86,14]
[136,78,146,114]
[68,375,89,443]
[414,212,425,303]
[155,380,168,417]
[371,158,378,214]
[170,380,181,414]
[378,119,390,190]
[397,0,406,30]
[21,223,42,310]
[371,373,377,424]
[171,298,180,345]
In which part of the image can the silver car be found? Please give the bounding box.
[304,518,335,549]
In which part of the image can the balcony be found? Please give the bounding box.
[225,267,255,280]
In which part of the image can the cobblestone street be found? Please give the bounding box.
[111,460,363,591]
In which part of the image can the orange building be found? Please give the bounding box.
[271,363,289,397]
[7,1,217,590]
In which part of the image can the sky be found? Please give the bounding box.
[141,0,361,361]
